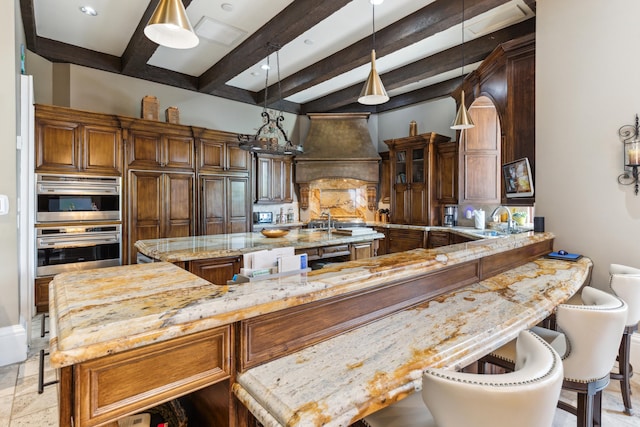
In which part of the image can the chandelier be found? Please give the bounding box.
[238,44,303,156]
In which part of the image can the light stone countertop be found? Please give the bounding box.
[134,229,386,263]
[233,256,592,427]
[50,232,554,368]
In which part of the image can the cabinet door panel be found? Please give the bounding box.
[190,257,241,285]
[227,144,250,172]
[228,177,249,233]
[201,176,226,235]
[127,131,162,167]
[271,159,285,201]
[199,140,225,170]
[256,157,271,202]
[462,154,500,201]
[129,172,162,263]
[83,125,122,175]
[35,119,79,172]
[165,135,194,169]
[165,173,194,237]
[409,183,427,225]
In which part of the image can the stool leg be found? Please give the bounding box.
[618,332,633,415]
[576,391,594,427]
[593,390,602,427]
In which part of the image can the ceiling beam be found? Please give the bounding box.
[301,18,535,113]
[19,0,37,49]
[198,0,354,95]
[263,0,511,105]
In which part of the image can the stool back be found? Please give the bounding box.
[610,273,640,326]
[422,330,563,427]
[557,286,627,382]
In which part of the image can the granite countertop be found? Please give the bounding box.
[233,256,592,427]
[134,229,386,263]
[49,232,554,368]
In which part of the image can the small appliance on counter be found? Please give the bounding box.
[443,205,458,227]
[253,211,273,224]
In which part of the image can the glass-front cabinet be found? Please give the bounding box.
[385,132,451,225]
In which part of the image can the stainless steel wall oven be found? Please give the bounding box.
[36,174,121,223]
[36,224,121,276]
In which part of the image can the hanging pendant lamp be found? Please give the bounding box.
[144,0,199,49]
[451,89,474,129]
[358,1,389,105]
[451,0,474,129]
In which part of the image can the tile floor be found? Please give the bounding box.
[1,315,639,426]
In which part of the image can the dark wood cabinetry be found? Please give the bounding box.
[385,133,451,225]
[199,175,250,235]
[378,151,391,204]
[455,34,535,205]
[459,97,501,204]
[435,141,458,204]
[121,119,194,170]
[387,228,426,254]
[126,171,194,264]
[35,277,53,313]
[255,153,293,203]
[35,104,122,175]
[194,127,250,174]
[189,256,242,285]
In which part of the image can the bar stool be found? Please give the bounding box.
[480,286,628,427]
[363,330,563,427]
[609,264,640,415]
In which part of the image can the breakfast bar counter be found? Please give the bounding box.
[47,232,591,427]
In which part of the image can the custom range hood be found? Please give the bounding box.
[295,113,380,184]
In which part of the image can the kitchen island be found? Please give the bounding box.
[48,232,591,427]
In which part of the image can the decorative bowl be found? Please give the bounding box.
[261,229,289,238]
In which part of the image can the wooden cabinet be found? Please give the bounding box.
[189,256,242,285]
[193,127,250,174]
[387,228,426,254]
[379,151,391,204]
[121,119,194,171]
[373,227,388,255]
[35,104,122,175]
[126,171,194,264]
[458,97,501,205]
[35,276,53,313]
[436,141,458,204]
[70,326,231,427]
[455,34,535,205]
[385,132,451,225]
[200,175,250,235]
[349,241,376,260]
[255,153,293,203]
[428,230,451,248]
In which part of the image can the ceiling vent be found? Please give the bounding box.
[194,16,246,46]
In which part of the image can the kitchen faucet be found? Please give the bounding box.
[490,206,513,234]
[321,211,332,231]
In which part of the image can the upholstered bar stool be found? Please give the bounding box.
[480,287,628,427]
[363,330,563,427]
[609,264,640,415]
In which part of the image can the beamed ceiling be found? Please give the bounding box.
[19,0,536,115]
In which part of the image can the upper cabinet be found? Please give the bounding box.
[459,97,501,205]
[193,127,250,174]
[35,104,123,176]
[255,153,293,204]
[385,132,451,225]
[454,34,535,205]
[119,118,195,171]
[435,141,458,204]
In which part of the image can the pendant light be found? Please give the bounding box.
[451,0,474,130]
[358,0,389,105]
[144,0,199,49]
[238,44,303,156]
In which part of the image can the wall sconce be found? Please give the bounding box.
[617,114,640,195]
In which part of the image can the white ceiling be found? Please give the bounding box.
[31,0,534,105]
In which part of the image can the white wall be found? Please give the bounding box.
[65,65,299,140]
[0,0,25,366]
[377,97,457,151]
[537,0,640,288]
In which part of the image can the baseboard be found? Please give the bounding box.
[632,331,640,374]
[0,323,28,367]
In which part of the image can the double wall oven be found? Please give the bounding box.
[35,174,122,277]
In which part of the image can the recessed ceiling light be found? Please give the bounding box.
[261,63,270,71]
[221,3,233,12]
[304,39,314,45]
[251,71,261,77]
[79,6,98,16]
